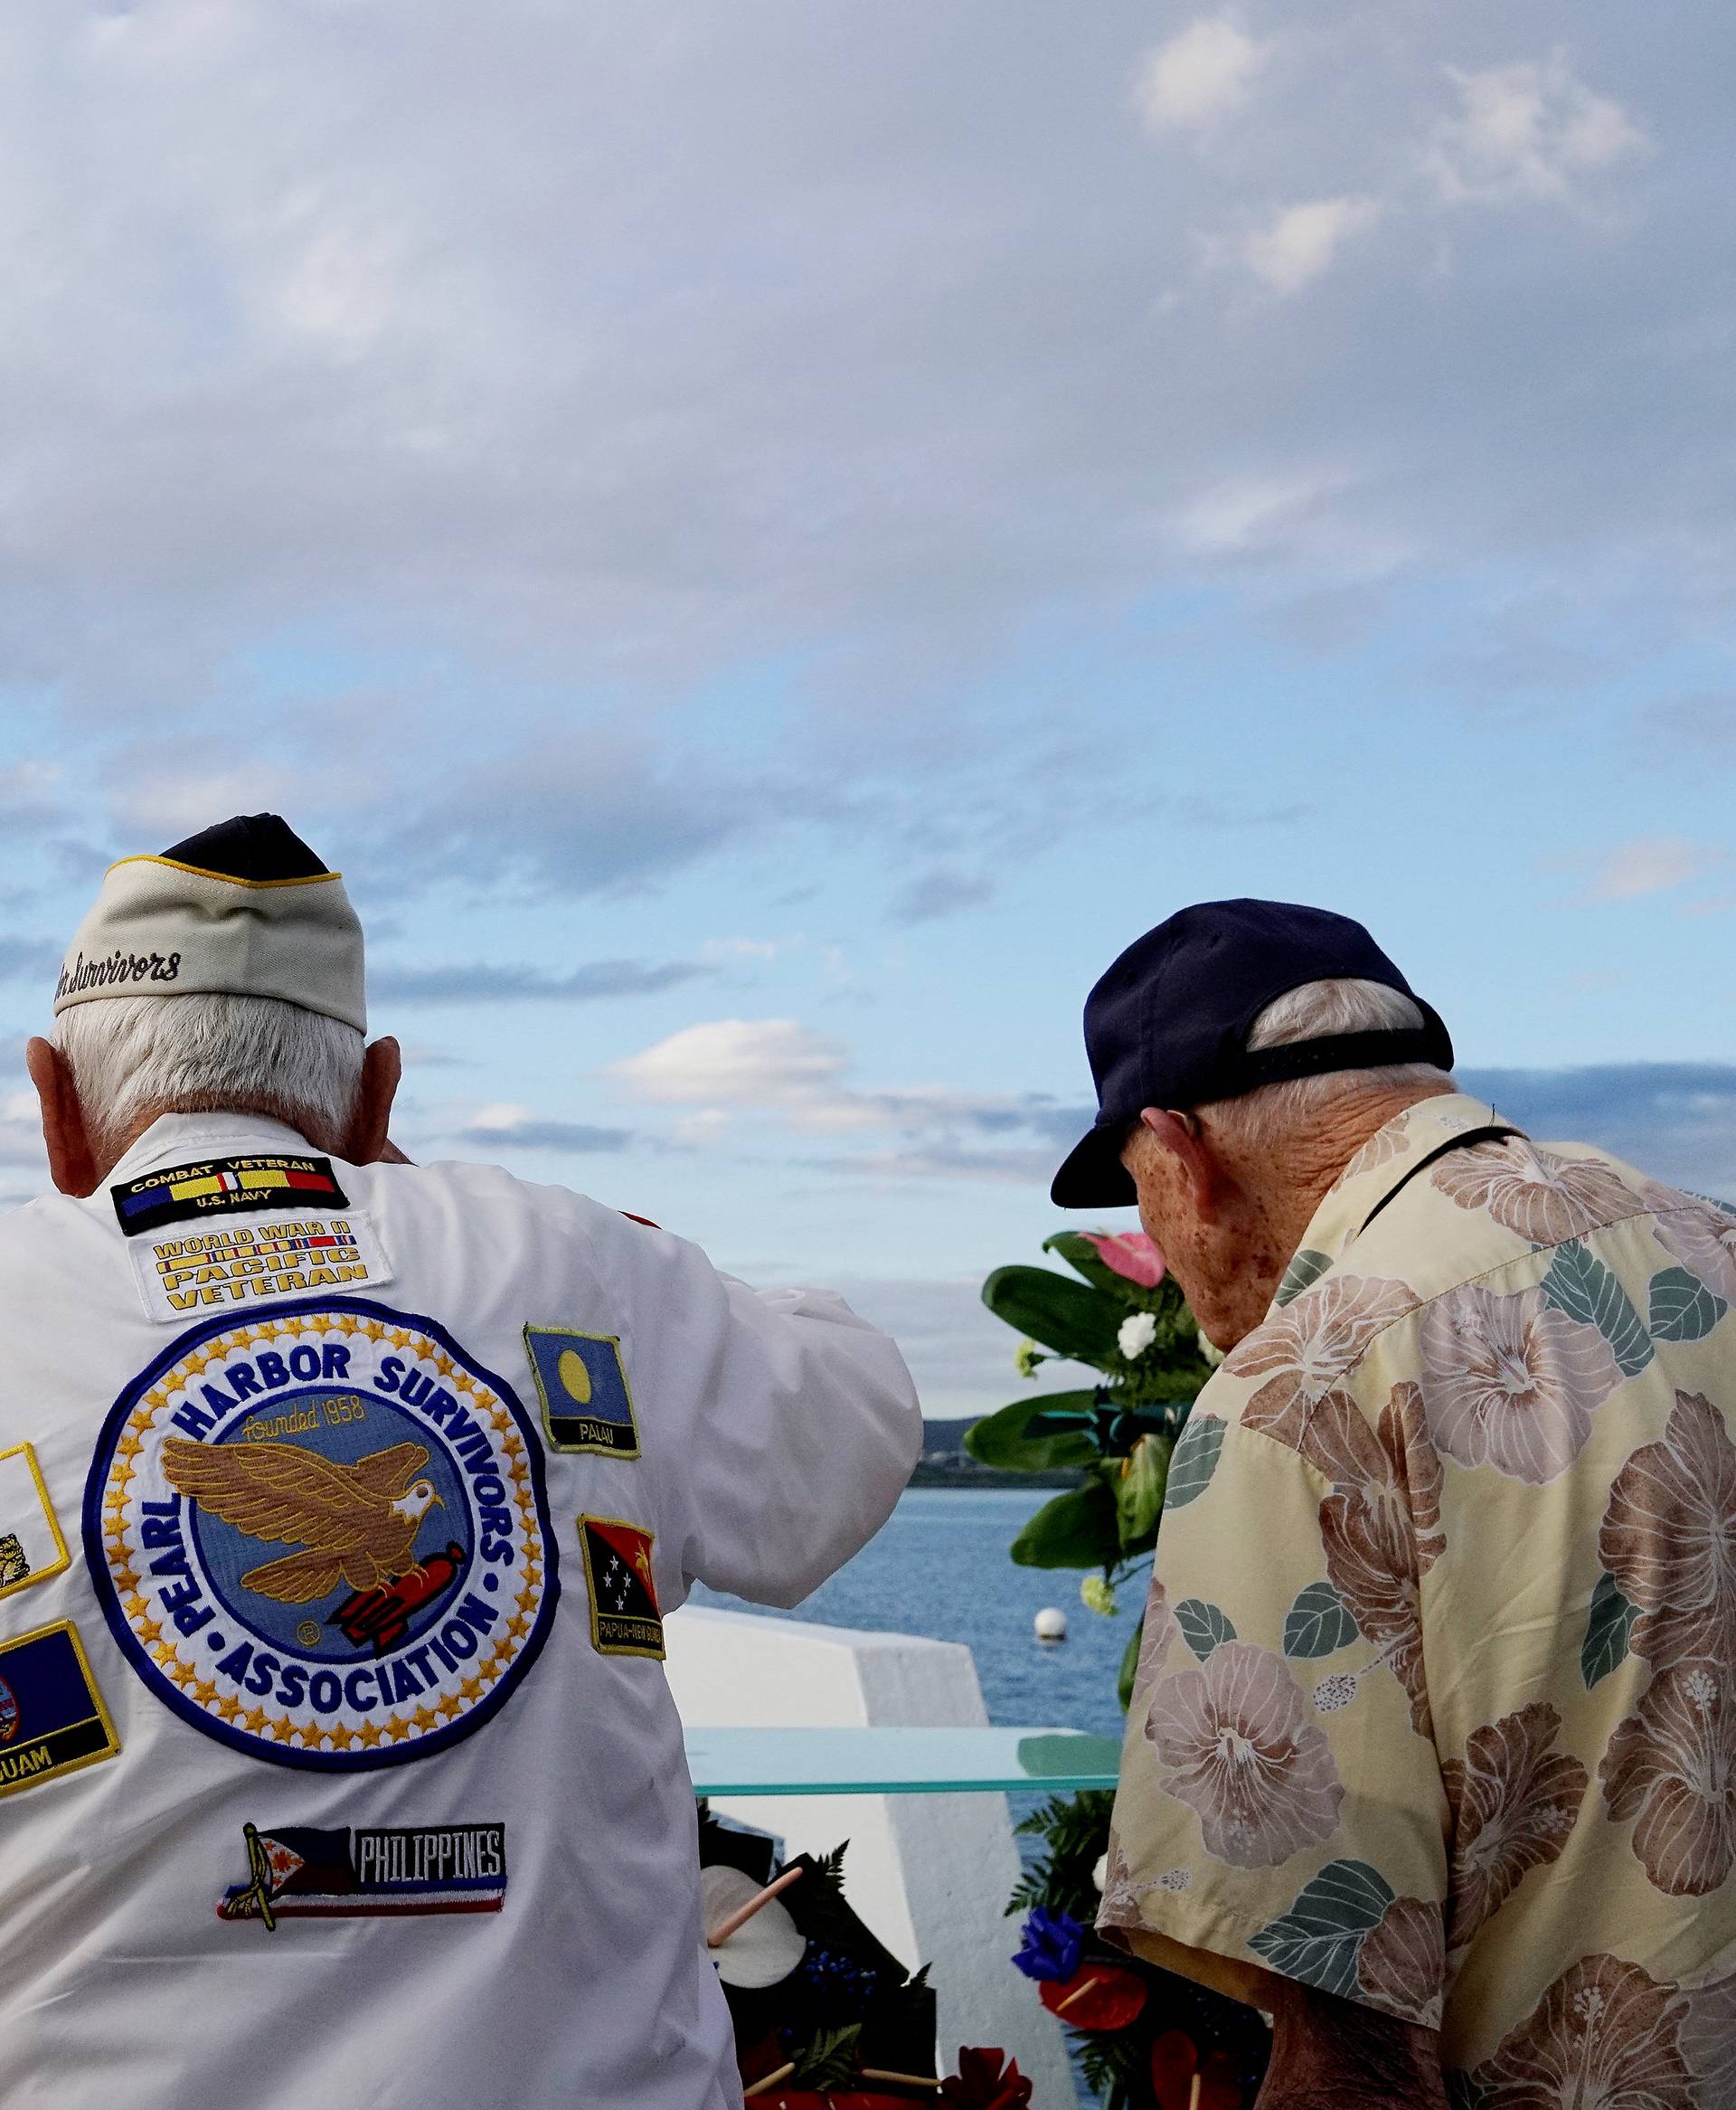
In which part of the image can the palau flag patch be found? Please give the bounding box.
[219,1819,507,1930]
[111,1154,350,1238]
[0,1620,120,1798]
[0,1443,71,1600]
[523,1326,640,1459]
[578,1517,663,1659]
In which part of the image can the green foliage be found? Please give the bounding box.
[1248,1859,1393,1998]
[1542,1240,1653,1377]
[1008,1790,1116,1922]
[795,2025,863,2088]
[1175,1598,1235,1660]
[1581,1571,1638,1688]
[1117,1614,1145,1712]
[1113,1433,1171,1552]
[982,1264,1126,1365]
[1076,2027,1147,2110]
[1010,1473,1121,1570]
[1162,1414,1226,1509]
[965,1392,1101,1471]
[1275,1248,1334,1306]
[1283,1581,1359,1660]
[1648,1265,1728,1342]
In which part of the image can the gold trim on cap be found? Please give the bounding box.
[106,856,345,891]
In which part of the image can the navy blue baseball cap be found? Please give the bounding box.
[1051,898,1452,1207]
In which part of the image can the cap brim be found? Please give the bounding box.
[1050,1120,1137,1208]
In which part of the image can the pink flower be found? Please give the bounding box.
[1084,1232,1167,1287]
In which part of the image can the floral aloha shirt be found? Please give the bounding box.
[1099,1093,1736,2104]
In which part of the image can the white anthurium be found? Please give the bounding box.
[1117,1310,1157,1359]
[1092,1852,1109,1894]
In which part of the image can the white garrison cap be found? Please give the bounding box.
[54,814,366,1033]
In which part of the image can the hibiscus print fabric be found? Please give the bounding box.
[1100,1093,1736,2080]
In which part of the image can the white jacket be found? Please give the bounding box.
[0,1112,920,2110]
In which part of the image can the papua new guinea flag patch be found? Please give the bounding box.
[578,1517,663,1659]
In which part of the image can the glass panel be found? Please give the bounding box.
[684,1725,1122,1797]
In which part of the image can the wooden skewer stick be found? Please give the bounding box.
[859,2070,943,2090]
[1188,2073,1202,2110]
[706,1865,804,1948]
[742,2060,797,2098]
[1053,1975,1100,2016]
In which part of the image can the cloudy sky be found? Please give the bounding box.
[2,1,1732,1414]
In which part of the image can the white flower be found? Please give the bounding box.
[1199,1334,1225,1367]
[1092,1852,1109,1894]
[1118,1311,1157,1359]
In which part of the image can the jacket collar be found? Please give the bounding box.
[106,1111,321,1187]
[1277,1091,1524,1291]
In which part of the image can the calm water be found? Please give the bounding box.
[692,1484,1137,1742]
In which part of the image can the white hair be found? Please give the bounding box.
[1200,977,1454,1153]
[55,993,365,1162]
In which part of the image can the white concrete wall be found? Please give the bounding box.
[665,1605,1074,2110]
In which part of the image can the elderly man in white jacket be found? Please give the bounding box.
[0,813,920,2110]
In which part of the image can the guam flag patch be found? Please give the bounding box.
[523,1326,640,1459]
[0,1620,121,1798]
[219,1819,506,1930]
[84,1297,558,1772]
[578,1517,663,1659]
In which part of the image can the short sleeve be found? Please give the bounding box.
[1100,1339,1450,2030]
[602,1220,922,1607]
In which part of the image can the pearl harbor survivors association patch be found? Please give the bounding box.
[84,1298,559,1770]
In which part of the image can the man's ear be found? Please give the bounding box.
[26,1036,99,1197]
[343,1037,403,1165]
[1137,1107,1232,1219]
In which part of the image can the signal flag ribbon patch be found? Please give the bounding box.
[578,1516,663,1659]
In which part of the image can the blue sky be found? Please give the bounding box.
[1,1,1732,1413]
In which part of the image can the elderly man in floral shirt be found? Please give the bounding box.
[1052,900,1736,2110]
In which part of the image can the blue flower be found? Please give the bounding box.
[1011,1907,1085,1983]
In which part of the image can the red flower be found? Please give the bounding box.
[1038,1963,1148,2030]
[940,2048,1034,2110]
[1083,1231,1167,1287]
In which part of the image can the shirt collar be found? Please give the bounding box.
[106,1110,322,1186]
[1279,1091,1524,1287]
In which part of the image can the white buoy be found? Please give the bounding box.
[1034,1606,1068,1643]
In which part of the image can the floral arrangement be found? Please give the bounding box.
[971,1232,1269,2109]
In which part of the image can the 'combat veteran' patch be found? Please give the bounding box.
[111,1154,350,1237]
[127,1211,392,1325]
[0,1443,71,1599]
[524,1326,640,1458]
[220,1818,507,1929]
[0,1620,120,1798]
[578,1516,663,1659]
[85,1297,559,1772]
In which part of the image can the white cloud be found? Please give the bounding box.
[610,1019,852,1114]
[1238,196,1380,297]
[1426,53,1646,206]
[1578,836,1726,903]
[1134,17,1268,131]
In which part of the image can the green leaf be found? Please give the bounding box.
[1163,1414,1226,1510]
[1541,1240,1653,1377]
[1043,1230,1151,1301]
[1010,1475,1121,1570]
[1580,1571,1638,1689]
[1248,1859,1395,1999]
[1115,1434,1172,1552]
[795,2024,862,2089]
[965,1391,1101,1471]
[1647,1265,1729,1344]
[1118,1614,1145,1712]
[982,1263,1125,1366]
[1283,1580,1359,1660]
[1175,1597,1235,1660]
[1276,1248,1334,1307]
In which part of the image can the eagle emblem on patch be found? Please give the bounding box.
[85,1298,559,1770]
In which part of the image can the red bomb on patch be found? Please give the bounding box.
[84,1297,558,1771]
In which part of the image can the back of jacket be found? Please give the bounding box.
[0,1111,921,2110]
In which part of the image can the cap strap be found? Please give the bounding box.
[1224,1025,1452,1094]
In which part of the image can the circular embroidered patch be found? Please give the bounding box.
[84,1297,558,1770]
